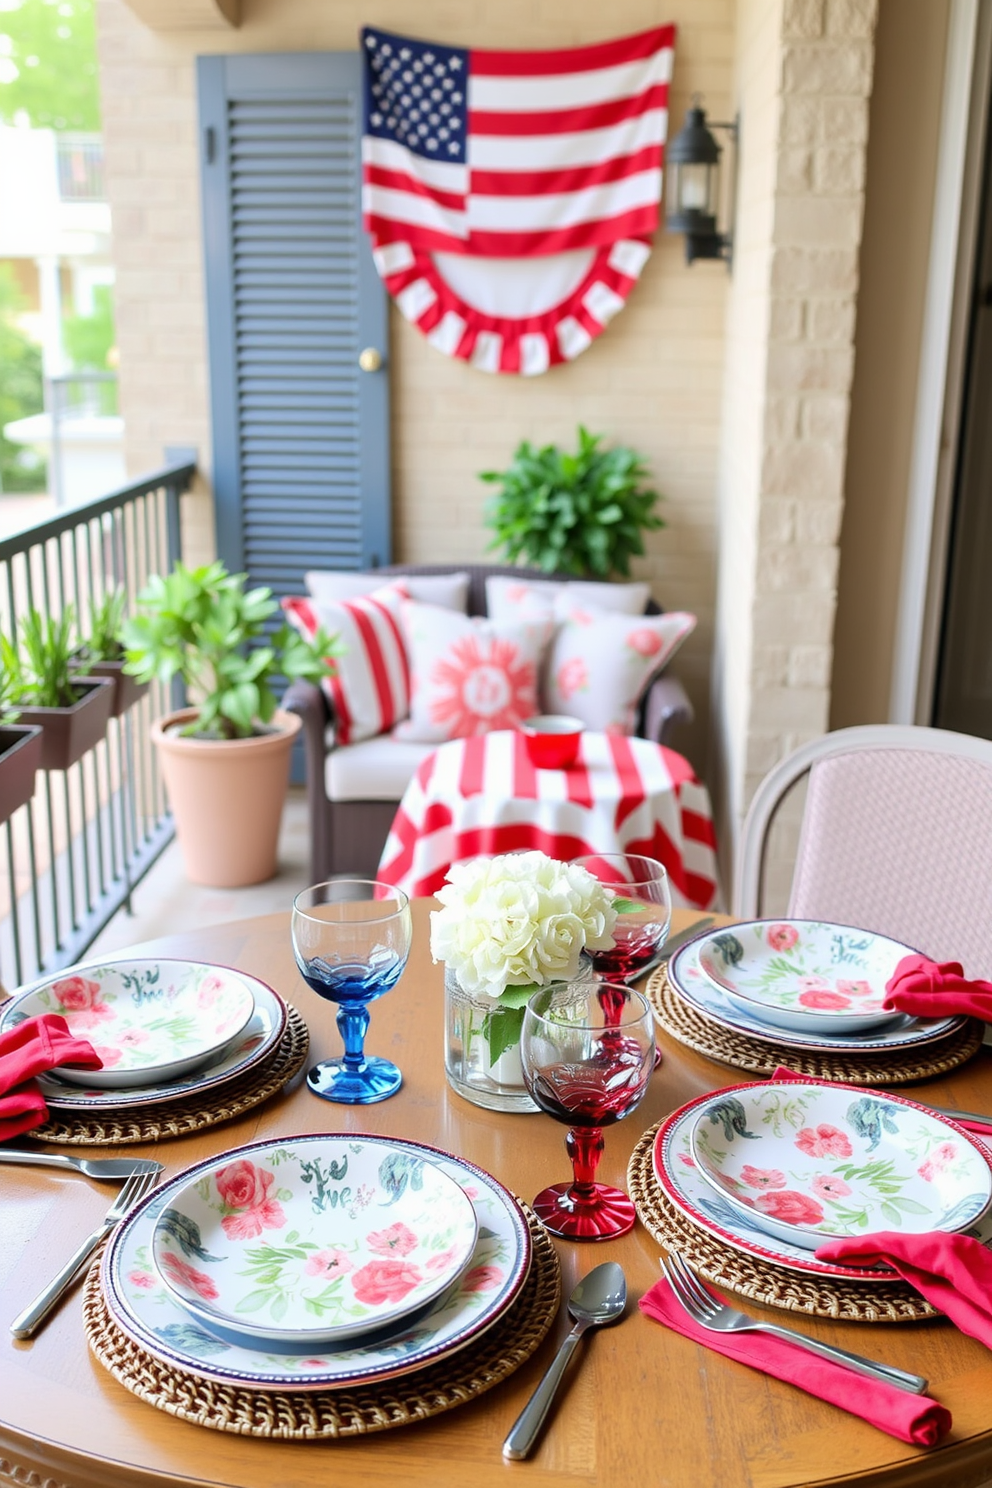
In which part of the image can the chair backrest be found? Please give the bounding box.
[735,725,992,976]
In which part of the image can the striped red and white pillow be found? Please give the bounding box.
[282,584,410,746]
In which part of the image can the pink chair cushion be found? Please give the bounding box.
[789,749,992,976]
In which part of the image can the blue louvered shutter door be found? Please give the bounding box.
[197,53,390,591]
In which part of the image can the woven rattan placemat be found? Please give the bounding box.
[628,1120,935,1323]
[83,1204,560,1438]
[27,1004,309,1146]
[645,964,983,1085]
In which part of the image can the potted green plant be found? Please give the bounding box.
[0,665,42,823]
[2,606,114,771]
[75,586,149,717]
[481,424,665,578]
[122,560,339,887]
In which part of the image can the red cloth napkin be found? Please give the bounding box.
[816,1231,992,1350]
[639,1276,951,1445]
[0,1014,102,1141]
[884,953,992,1022]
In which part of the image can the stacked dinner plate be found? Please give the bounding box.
[644,1077,992,1308]
[99,1133,534,1394]
[0,958,289,1123]
[659,918,977,1080]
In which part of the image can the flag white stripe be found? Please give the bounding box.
[468,48,672,114]
[608,239,651,277]
[373,241,416,276]
[467,169,661,232]
[363,184,469,238]
[363,136,468,194]
[468,108,666,172]
[395,277,437,321]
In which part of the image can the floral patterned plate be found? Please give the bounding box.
[2,960,255,1088]
[667,935,963,1053]
[652,1086,992,1280]
[688,1082,992,1251]
[0,965,286,1109]
[103,1134,531,1391]
[697,921,916,1035]
[151,1137,479,1348]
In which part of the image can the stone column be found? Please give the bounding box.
[711,0,878,907]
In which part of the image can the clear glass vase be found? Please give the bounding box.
[443,966,539,1114]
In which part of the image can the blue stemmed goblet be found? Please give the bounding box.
[292,879,412,1104]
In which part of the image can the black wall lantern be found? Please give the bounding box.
[666,99,739,267]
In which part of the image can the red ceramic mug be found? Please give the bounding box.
[518,715,584,769]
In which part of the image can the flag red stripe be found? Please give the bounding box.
[470,144,661,197]
[467,206,660,255]
[469,25,674,77]
[511,730,539,798]
[364,216,469,253]
[365,165,466,212]
[469,85,668,138]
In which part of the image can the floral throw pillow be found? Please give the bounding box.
[485,575,650,624]
[281,583,410,746]
[543,602,696,734]
[393,600,553,743]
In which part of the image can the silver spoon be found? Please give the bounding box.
[503,1261,627,1461]
[0,1150,162,1181]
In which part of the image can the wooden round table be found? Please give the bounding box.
[2,905,992,1488]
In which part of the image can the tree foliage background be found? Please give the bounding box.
[0,0,100,131]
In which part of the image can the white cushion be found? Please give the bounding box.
[485,574,650,622]
[393,599,552,744]
[326,733,434,801]
[307,570,470,612]
[544,600,697,734]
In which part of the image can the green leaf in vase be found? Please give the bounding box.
[612,896,637,914]
[484,1004,526,1064]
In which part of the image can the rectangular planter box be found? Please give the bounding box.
[17,677,115,771]
[0,725,43,822]
[84,658,150,717]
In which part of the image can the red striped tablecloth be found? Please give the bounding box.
[377,730,720,909]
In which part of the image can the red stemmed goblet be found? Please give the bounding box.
[520,982,655,1240]
[572,853,672,984]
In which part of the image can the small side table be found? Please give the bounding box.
[377,729,720,908]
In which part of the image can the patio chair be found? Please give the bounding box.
[734,724,992,975]
[283,563,694,882]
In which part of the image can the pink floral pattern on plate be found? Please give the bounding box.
[697,920,919,1035]
[689,1081,992,1249]
[9,959,255,1088]
[151,1138,479,1347]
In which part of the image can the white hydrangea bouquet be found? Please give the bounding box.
[431,850,618,1070]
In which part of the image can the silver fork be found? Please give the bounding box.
[10,1168,159,1339]
[661,1251,929,1394]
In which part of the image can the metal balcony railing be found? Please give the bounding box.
[0,460,194,988]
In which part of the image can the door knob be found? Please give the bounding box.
[358,347,383,372]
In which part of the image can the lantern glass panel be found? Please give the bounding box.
[677,160,716,215]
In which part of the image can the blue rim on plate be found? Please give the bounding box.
[666,929,963,1053]
[102,1133,532,1391]
[652,1083,992,1280]
[0,962,288,1110]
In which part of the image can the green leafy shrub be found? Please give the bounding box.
[480,425,664,579]
[79,586,127,663]
[122,560,341,741]
[2,606,82,709]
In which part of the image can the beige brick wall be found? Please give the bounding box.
[95,0,736,772]
[711,0,878,907]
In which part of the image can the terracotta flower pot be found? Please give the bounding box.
[16,678,115,771]
[0,725,43,823]
[151,707,302,887]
